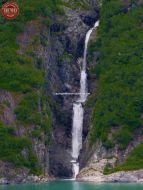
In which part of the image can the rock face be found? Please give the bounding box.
[0,0,100,181]
[0,90,49,180]
[79,131,143,183]
[78,127,143,182]
[46,6,99,178]
[0,161,29,184]
[78,169,143,183]
[1,0,142,184]
[0,160,51,184]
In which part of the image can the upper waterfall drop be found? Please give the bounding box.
[82,20,100,71]
[71,20,100,179]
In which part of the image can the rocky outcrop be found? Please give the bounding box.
[0,90,17,126]
[0,90,49,180]
[78,170,143,183]
[0,161,29,184]
[78,129,143,182]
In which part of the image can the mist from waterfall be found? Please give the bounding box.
[71,20,99,179]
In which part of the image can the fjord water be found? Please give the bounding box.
[71,21,100,178]
[1,181,143,190]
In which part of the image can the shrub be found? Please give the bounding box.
[104,142,143,174]
[0,122,39,173]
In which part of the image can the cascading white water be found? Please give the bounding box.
[71,20,100,179]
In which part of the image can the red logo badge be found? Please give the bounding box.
[1,1,19,20]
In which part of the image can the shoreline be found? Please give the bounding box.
[1,170,143,185]
[0,176,55,185]
[77,169,143,183]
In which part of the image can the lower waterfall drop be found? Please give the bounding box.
[71,20,99,179]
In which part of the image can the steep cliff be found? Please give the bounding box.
[0,0,100,182]
[46,1,99,178]
[0,0,143,183]
[0,0,59,182]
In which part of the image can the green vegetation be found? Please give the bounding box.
[0,0,62,92]
[0,122,40,174]
[89,0,143,149]
[62,0,100,10]
[0,0,61,173]
[59,52,73,63]
[104,142,143,174]
[0,63,43,92]
[15,92,41,124]
[63,0,90,10]
[15,92,52,138]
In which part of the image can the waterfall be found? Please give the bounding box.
[71,20,100,179]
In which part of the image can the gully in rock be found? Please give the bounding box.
[71,20,100,179]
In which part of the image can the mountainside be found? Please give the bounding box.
[0,0,143,184]
[78,0,143,181]
[0,0,99,182]
[0,0,62,182]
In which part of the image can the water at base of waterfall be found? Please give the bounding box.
[71,21,100,179]
[1,181,142,190]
